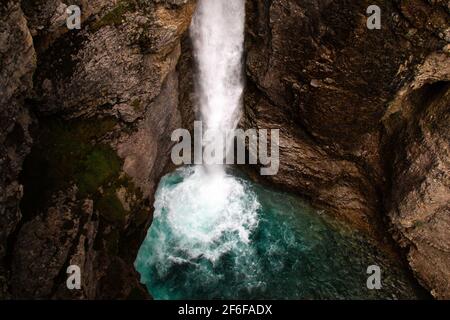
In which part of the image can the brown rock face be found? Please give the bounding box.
[244,0,449,297]
[11,187,98,298]
[382,53,450,299]
[0,1,36,298]
[1,0,196,299]
[1,0,448,300]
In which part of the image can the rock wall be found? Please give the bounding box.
[244,0,449,298]
[382,52,450,299]
[1,0,449,300]
[0,1,36,297]
[1,0,196,299]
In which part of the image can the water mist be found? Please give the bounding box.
[134,0,423,300]
[191,0,245,174]
[136,0,261,297]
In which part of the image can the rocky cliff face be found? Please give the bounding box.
[0,0,196,299]
[0,1,36,297]
[244,0,449,298]
[1,0,449,300]
[382,52,450,299]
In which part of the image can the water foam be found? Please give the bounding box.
[136,168,423,299]
[135,167,261,298]
[141,0,255,272]
[154,167,259,263]
[191,0,245,155]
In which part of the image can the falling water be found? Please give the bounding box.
[191,0,245,161]
[134,0,425,299]
[136,0,262,293]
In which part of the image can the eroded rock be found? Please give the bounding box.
[383,52,450,299]
[3,0,197,299]
[244,0,449,298]
[0,0,36,298]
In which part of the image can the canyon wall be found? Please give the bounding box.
[1,0,449,300]
[0,0,196,299]
[244,0,449,298]
[382,54,450,299]
[0,1,36,296]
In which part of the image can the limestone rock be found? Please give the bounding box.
[244,0,449,298]
[383,52,450,299]
[2,0,197,299]
[0,1,36,298]
[243,0,448,235]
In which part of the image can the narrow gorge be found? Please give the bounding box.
[0,0,449,300]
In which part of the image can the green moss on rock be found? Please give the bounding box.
[92,1,136,31]
[78,146,121,196]
[20,116,120,217]
[20,115,150,257]
[131,98,142,112]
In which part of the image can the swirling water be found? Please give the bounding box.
[135,0,424,300]
[135,166,424,300]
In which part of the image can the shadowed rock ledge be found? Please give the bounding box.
[0,0,449,300]
[243,0,449,298]
[1,0,196,299]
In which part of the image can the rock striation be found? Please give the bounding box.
[1,0,449,300]
[1,0,196,299]
[243,0,449,298]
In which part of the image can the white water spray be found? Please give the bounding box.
[191,0,245,171]
[137,0,259,268]
[134,0,421,300]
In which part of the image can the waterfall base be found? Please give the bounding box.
[135,166,425,299]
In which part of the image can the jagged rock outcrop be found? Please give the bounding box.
[0,1,36,298]
[1,0,196,299]
[244,0,449,297]
[382,52,450,299]
[2,0,448,300]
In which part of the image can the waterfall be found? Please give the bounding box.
[135,0,259,277]
[191,0,245,172]
[134,2,424,299]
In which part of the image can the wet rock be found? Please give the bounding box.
[3,0,197,299]
[382,52,450,299]
[0,1,36,298]
[244,0,449,297]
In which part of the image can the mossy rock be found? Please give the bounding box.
[91,1,137,31]
[20,116,120,217]
[20,115,150,257]
[131,99,142,112]
[78,146,121,196]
